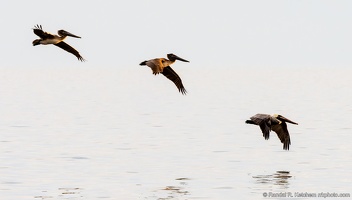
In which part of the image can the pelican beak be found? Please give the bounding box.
[175,55,189,63]
[61,30,81,38]
[279,115,298,125]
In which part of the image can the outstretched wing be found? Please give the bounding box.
[54,41,85,61]
[271,122,291,150]
[161,66,187,95]
[33,24,54,39]
[249,114,271,140]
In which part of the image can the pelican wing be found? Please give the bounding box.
[33,25,54,39]
[147,59,163,75]
[54,41,85,61]
[249,114,271,139]
[271,122,291,150]
[161,66,187,95]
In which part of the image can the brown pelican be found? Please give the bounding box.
[139,54,189,94]
[245,114,298,150]
[32,24,85,61]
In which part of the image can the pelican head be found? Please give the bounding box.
[58,30,81,38]
[272,114,279,118]
[273,114,298,125]
[32,39,41,46]
[167,54,189,62]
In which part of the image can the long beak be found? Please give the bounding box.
[175,55,189,63]
[61,30,81,38]
[279,115,298,125]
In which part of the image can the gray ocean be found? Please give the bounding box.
[0,66,351,199]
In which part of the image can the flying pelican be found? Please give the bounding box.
[139,54,189,95]
[245,114,298,150]
[32,24,85,61]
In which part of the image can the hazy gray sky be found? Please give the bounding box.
[2,0,352,68]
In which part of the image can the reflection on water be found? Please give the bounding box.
[253,171,292,189]
[58,188,83,198]
[34,188,83,200]
[148,178,191,200]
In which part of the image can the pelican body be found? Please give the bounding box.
[32,24,85,61]
[245,114,298,150]
[140,54,189,95]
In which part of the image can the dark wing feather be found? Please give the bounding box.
[33,24,54,39]
[54,41,85,61]
[161,66,187,94]
[249,114,271,139]
[271,122,291,150]
[259,122,271,140]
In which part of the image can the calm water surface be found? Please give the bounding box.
[0,66,351,199]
